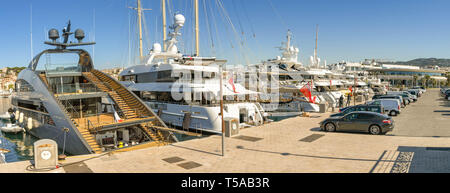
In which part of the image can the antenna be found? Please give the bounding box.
[92,8,96,64]
[314,24,318,68]
[44,21,95,49]
[30,4,33,60]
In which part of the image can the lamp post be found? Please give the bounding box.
[219,64,225,157]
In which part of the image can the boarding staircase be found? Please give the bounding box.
[38,73,103,154]
[83,70,169,145]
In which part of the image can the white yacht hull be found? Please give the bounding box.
[146,101,265,133]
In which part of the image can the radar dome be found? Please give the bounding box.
[174,14,185,26]
[168,45,178,54]
[152,43,162,53]
[48,29,59,41]
[74,29,85,42]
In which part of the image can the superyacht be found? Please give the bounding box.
[119,14,266,134]
[11,21,177,155]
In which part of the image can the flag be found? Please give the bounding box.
[228,76,238,93]
[300,82,316,103]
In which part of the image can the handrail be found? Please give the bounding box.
[53,83,99,94]
[87,119,97,133]
[63,99,80,118]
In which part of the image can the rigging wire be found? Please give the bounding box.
[216,0,257,66]
[231,0,245,36]
[266,0,288,30]
[202,0,216,56]
[240,0,256,38]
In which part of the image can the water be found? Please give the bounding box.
[0,97,39,163]
[268,115,298,122]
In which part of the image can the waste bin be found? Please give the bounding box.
[319,103,326,113]
[356,95,363,102]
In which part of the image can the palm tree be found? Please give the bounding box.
[412,74,418,87]
[424,74,431,88]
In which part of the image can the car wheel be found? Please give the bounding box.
[389,111,397,116]
[369,125,382,135]
[325,122,336,132]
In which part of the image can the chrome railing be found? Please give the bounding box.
[52,83,99,94]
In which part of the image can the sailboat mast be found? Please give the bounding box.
[286,30,291,50]
[162,0,167,51]
[137,0,144,59]
[194,0,199,56]
[314,24,318,68]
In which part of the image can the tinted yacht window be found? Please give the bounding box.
[15,79,34,92]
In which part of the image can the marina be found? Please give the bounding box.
[0,89,448,172]
[0,1,449,189]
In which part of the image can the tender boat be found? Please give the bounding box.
[0,112,10,120]
[0,123,24,133]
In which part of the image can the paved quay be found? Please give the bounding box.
[0,89,448,173]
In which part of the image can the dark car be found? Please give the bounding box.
[320,111,394,135]
[332,105,384,117]
[407,90,417,97]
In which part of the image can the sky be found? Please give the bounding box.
[0,0,450,69]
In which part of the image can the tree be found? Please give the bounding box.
[424,75,431,88]
[447,73,450,86]
[412,74,418,87]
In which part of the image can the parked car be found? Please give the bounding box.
[331,104,384,117]
[377,95,405,107]
[320,111,394,135]
[405,92,417,102]
[412,86,426,93]
[366,99,401,116]
[440,88,450,96]
[407,90,419,98]
[445,92,450,100]
[408,89,422,97]
[443,89,450,99]
[387,91,416,102]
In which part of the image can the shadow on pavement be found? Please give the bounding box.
[235,145,382,162]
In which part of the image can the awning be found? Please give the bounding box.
[431,76,448,81]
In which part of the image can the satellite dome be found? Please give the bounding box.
[168,45,178,54]
[48,29,59,41]
[74,29,85,42]
[174,14,185,26]
[152,43,162,53]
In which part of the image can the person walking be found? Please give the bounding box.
[346,93,351,107]
[339,95,344,108]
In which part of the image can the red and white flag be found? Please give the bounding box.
[228,76,238,93]
[300,82,316,103]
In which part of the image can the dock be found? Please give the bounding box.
[0,89,449,173]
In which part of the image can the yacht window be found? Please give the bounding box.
[15,79,35,92]
[123,75,136,82]
[35,53,82,73]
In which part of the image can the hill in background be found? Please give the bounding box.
[391,58,450,67]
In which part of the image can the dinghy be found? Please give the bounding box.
[0,123,24,133]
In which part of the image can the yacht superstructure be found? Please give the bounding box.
[119,14,266,133]
[11,22,177,155]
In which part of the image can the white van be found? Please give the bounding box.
[367,99,401,116]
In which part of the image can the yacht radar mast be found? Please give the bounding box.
[44,20,95,49]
